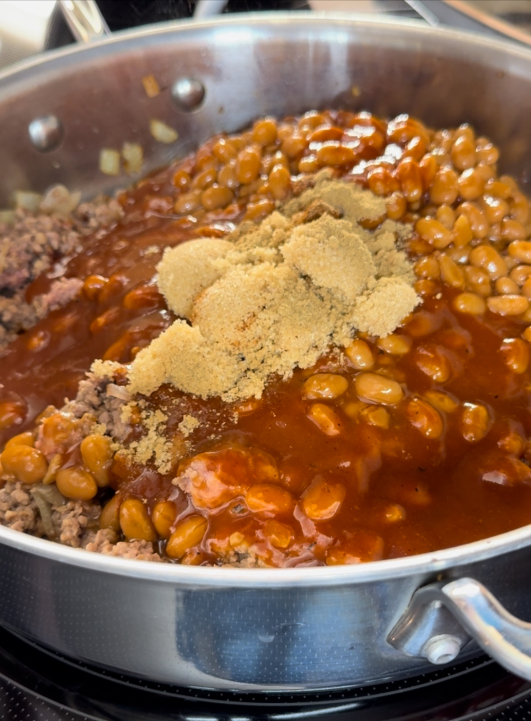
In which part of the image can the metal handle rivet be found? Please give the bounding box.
[28,116,64,152]
[171,78,205,112]
[423,634,462,665]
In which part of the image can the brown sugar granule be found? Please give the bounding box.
[129,179,418,402]
[178,414,200,437]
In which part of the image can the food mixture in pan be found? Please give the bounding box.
[1,109,531,567]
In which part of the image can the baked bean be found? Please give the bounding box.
[498,432,525,456]
[495,277,520,296]
[325,529,384,565]
[384,504,406,523]
[439,255,466,289]
[308,403,343,435]
[502,219,527,242]
[100,494,121,532]
[345,339,374,369]
[235,147,262,184]
[396,157,422,202]
[449,246,471,265]
[119,498,156,541]
[415,218,452,249]
[268,164,291,200]
[451,134,476,170]
[123,284,162,310]
[244,198,276,221]
[465,267,492,297]
[511,265,531,286]
[508,241,531,263]
[367,167,399,196]
[298,155,319,173]
[1,445,47,484]
[475,163,496,182]
[218,162,239,189]
[458,168,484,200]
[263,519,294,549]
[476,141,499,165]
[166,515,207,559]
[90,307,121,334]
[246,484,294,515]
[98,273,127,304]
[452,213,473,247]
[415,279,438,297]
[424,390,459,413]
[80,434,112,486]
[500,338,530,374]
[359,405,390,429]
[83,274,108,301]
[461,403,491,443]
[458,202,489,239]
[523,326,531,344]
[212,138,238,163]
[26,330,50,352]
[301,478,346,521]
[316,141,358,167]
[387,115,430,146]
[173,169,192,189]
[414,255,440,280]
[435,204,456,230]
[308,126,343,143]
[481,194,509,225]
[469,245,508,280]
[415,346,451,383]
[5,432,34,449]
[420,154,438,190]
[40,412,76,452]
[510,191,530,225]
[191,167,217,190]
[487,295,529,316]
[174,190,202,215]
[376,334,412,355]
[281,133,306,159]
[56,466,98,500]
[522,278,531,301]
[429,167,459,206]
[406,397,443,439]
[200,184,234,211]
[152,500,178,538]
[403,135,427,161]
[303,373,348,400]
[252,118,278,146]
[386,191,407,220]
[355,373,404,405]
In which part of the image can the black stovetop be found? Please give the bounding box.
[1,623,531,721]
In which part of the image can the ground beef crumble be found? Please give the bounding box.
[0,195,123,351]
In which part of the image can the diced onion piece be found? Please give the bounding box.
[142,74,160,98]
[99,148,121,176]
[107,383,131,401]
[15,191,43,211]
[150,119,178,144]
[40,184,81,216]
[122,142,144,175]
[0,210,15,225]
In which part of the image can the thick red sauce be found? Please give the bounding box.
[2,110,531,566]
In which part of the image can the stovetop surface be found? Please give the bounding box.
[1,623,531,721]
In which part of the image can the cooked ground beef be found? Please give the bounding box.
[0,196,123,350]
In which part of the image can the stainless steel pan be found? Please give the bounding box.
[3,13,531,692]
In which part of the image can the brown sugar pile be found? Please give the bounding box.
[128,177,419,402]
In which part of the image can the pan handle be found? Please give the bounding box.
[58,0,110,44]
[388,577,531,679]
